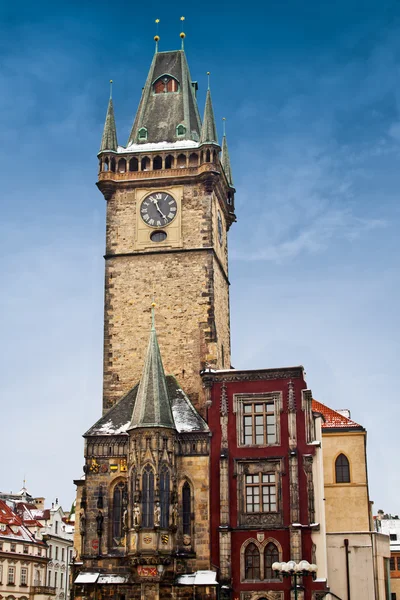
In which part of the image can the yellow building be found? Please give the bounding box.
[313,400,390,599]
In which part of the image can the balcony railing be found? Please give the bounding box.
[32,586,56,595]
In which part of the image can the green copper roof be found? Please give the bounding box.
[200,89,218,145]
[100,98,118,152]
[128,315,175,430]
[221,134,233,186]
[127,50,201,145]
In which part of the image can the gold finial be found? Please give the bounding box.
[154,19,160,50]
[151,302,156,308]
[151,301,156,330]
[180,16,186,48]
[109,79,113,99]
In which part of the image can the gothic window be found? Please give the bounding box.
[245,472,276,513]
[165,155,174,169]
[129,157,138,172]
[244,543,260,580]
[112,481,127,544]
[141,156,150,171]
[189,152,198,166]
[142,465,155,528]
[264,542,279,579]
[159,464,170,528]
[335,454,350,483]
[153,156,162,170]
[118,158,126,173]
[177,154,186,168]
[176,124,186,137]
[153,76,179,94]
[110,157,116,172]
[182,481,191,535]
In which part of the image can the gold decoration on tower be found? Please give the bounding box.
[154,19,160,50]
[180,16,186,48]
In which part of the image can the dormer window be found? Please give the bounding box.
[138,127,147,141]
[153,75,179,94]
[176,124,186,137]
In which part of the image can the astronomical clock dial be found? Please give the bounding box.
[140,192,177,228]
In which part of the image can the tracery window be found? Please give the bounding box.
[159,464,170,528]
[153,76,179,94]
[142,465,155,528]
[335,454,350,483]
[264,542,279,579]
[182,481,191,535]
[112,481,127,544]
[244,543,260,580]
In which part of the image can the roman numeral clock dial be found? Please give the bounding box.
[140,192,177,228]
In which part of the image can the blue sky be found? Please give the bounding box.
[0,0,399,512]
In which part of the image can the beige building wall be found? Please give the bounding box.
[322,431,370,532]
[311,416,329,583]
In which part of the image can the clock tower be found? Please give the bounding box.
[97,46,236,413]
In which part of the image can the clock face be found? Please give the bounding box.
[140,192,177,228]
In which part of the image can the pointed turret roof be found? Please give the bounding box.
[127,50,201,146]
[128,312,175,430]
[100,98,118,152]
[200,88,218,145]
[221,133,233,186]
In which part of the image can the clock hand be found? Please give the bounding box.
[151,198,167,219]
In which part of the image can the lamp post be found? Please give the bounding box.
[272,560,317,600]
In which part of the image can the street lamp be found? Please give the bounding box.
[272,560,317,600]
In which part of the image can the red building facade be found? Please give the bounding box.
[202,367,328,600]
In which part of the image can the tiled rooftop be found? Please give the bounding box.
[312,399,364,430]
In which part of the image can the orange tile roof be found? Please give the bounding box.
[312,399,364,430]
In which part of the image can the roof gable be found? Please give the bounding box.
[312,399,364,430]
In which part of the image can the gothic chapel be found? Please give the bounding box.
[72,35,236,600]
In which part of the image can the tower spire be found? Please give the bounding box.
[221,117,233,186]
[129,306,175,430]
[99,81,118,152]
[200,73,218,145]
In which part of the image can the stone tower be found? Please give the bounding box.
[97,47,236,413]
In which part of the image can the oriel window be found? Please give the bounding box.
[159,464,170,529]
[142,465,155,528]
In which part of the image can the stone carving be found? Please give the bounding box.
[183,534,191,546]
[79,509,86,535]
[303,456,315,523]
[241,513,282,527]
[220,383,228,416]
[170,502,178,527]
[154,502,161,527]
[287,380,296,412]
[133,502,141,527]
[123,508,128,531]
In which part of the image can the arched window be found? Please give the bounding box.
[182,482,191,535]
[112,481,127,543]
[153,76,179,94]
[159,465,170,528]
[245,543,260,580]
[153,156,162,170]
[177,154,186,168]
[335,454,350,483]
[189,153,198,167]
[165,155,174,169]
[141,156,150,171]
[264,542,279,579]
[103,157,109,172]
[129,157,138,172]
[206,149,211,162]
[142,465,155,527]
[110,157,116,172]
[118,158,126,173]
[176,124,186,137]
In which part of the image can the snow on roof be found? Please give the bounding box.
[0,500,45,545]
[120,139,199,153]
[95,419,131,435]
[170,387,209,433]
[312,399,363,430]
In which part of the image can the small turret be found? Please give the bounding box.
[99,81,118,152]
[200,77,218,145]
[221,128,233,186]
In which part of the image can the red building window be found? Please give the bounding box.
[244,543,260,580]
[264,543,279,579]
[242,400,276,445]
[335,454,350,483]
[245,473,277,513]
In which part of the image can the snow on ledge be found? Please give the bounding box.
[120,140,199,153]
